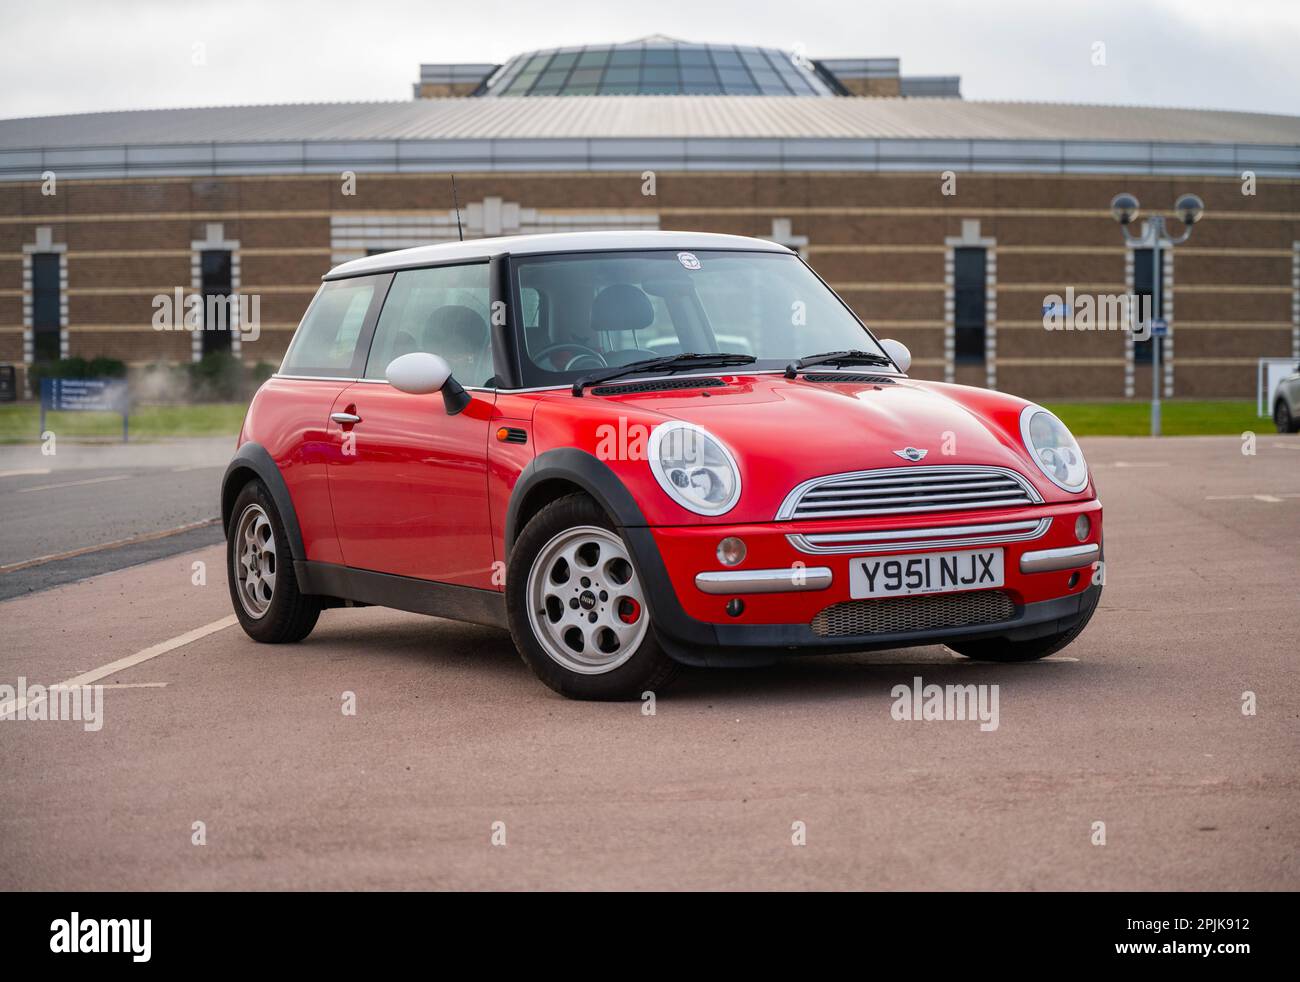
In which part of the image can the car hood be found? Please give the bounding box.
[589,373,1062,520]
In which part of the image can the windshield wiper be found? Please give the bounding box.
[784,349,894,378]
[572,352,756,396]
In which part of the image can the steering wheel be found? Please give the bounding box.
[531,343,608,372]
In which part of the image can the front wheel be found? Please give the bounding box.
[947,585,1101,663]
[506,494,679,700]
[227,479,321,643]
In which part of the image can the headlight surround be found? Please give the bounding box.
[647,421,741,516]
[1019,404,1089,493]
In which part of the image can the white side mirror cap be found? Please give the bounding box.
[386,352,451,394]
[880,338,911,374]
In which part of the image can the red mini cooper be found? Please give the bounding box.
[223,231,1102,699]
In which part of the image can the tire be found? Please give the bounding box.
[227,479,321,644]
[947,584,1101,663]
[1274,399,1298,434]
[506,493,680,700]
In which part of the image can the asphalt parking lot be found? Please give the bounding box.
[1,434,1297,890]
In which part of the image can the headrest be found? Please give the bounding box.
[589,284,654,336]
[425,305,487,355]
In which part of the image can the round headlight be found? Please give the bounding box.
[648,421,741,516]
[1019,405,1089,493]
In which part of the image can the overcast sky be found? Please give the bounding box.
[3,0,1298,120]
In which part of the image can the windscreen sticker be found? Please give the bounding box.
[677,252,701,270]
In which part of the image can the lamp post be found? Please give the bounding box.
[1110,192,1205,436]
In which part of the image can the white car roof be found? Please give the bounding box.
[324,230,793,279]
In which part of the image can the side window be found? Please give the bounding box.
[280,275,385,377]
[364,263,494,386]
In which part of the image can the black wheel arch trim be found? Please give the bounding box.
[506,448,650,549]
[221,442,306,560]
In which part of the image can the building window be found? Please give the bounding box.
[200,249,233,356]
[31,253,62,363]
[953,246,986,364]
[1132,247,1161,365]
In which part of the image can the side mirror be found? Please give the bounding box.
[385,352,470,415]
[880,339,911,374]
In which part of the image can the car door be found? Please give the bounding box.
[263,273,389,565]
[326,261,498,589]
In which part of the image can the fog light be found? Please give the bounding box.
[717,536,746,567]
[1074,514,1091,542]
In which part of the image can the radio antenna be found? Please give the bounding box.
[450,174,464,241]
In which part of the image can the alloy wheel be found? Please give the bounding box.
[525,525,648,675]
[233,503,277,619]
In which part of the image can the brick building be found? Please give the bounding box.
[1,37,1297,399]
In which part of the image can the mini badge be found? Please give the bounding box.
[677,252,701,270]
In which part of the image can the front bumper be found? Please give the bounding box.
[622,499,1102,667]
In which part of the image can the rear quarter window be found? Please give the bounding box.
[280,275,388,377]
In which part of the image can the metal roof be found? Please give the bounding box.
[4,97,1297,145]
[1,97,1297,180]
[325,230,792,279]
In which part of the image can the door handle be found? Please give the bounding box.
[331,412,361,425]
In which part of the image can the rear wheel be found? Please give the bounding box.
[227,480,321,643]
[947,585,1101,663]
[507,494,679,700]
[1275,399,1298,434]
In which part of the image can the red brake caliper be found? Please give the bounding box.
[618,597,641,625]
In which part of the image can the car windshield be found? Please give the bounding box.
[511,249,887,388]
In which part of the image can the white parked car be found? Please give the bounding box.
[1274,364,1300,433]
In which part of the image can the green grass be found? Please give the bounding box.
[0,402,247,443]
[1044,400,1265,437]
[0,398,1266,443]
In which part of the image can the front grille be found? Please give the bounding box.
[591,377,725,396]
[811,590,1015,638]
[779,466,1040,521]
[802,373,896,384]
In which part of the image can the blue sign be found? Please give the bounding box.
[1151,319,1169,337]
[41,378,128,412]
[39,378,131,441]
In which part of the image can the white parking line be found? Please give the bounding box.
[1205,493,1300,502]
[0,615,236,719]
[15,474,131,494]
[0,516,221,573]
[0,468,51,479]
[100,682,169,690]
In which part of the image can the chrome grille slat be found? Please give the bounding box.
[788,517,1052,555]
[802,478,1017,497]
[797,488,1026,509]
[777,465,1040,521]
[794,498,1035,519]
[807,473,1016,490]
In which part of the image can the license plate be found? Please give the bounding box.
[849,548,1004,599]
